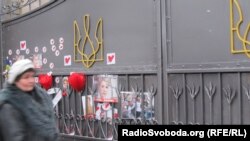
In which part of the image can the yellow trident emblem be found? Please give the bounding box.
[230,0,250,58]
[73,15,104,68]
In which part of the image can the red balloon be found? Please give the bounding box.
[38,74,53,90]
[68,73,86,92]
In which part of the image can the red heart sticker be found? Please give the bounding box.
[65,57,70,64]
[21,42,26,48]
[108,55,114,62]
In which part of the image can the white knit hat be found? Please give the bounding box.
[8,59,34,84]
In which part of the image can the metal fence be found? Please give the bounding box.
[167,72,250,125]
[48,74,158,141]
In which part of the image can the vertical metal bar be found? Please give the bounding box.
[229,98,232,124]
[201,73,204,124]
[68,87,72,134]
[61,76,66,133]
[219,73,222,124]
[154,0,163,125]
[164,0,171,124]
[56,76,61,132]
[183,73,187,124]
[238,72,242,124]
[176,95,179,122]
[126,74,129,91]
[0,0,3,88]
[192,93,195,123]
[210,95,213,124]
[72,82,78,134]
[85,75,89,137]
[117,75,122,122]
[74,87,78,135]
[76,76,83,135]
[141,74,145,120]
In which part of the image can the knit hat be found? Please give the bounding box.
[8,59,34,84]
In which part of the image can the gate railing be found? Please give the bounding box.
[46,74,158,140]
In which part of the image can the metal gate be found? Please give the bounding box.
[2,0,250,141]
[0,0,162,140]
[54,74,158,140]
[163,0,250,125]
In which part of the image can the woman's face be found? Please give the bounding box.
[99,80,108,98]
[63,78,68,89]
[15,71,35,92]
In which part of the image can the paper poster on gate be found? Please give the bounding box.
[121,91,154,120]
[82,96,86,116]
[33,54,43,69]
[92,75,118,103]
[82,95,94,118]
[47,88,62,108]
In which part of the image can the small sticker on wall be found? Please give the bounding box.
[51,45,56,52]
[16,49,20,55]
[59,37,64,44]
[59,44,64,50]
[43,58,47,64]
[26,48,30,54]
[55,50,60,56]
[50,39,55,45]
[42,46,47,53]
[20,41,26,50]
[64,55,71,66]
[49,63,54,69]
[8,50,12,55]
[34,46,39,53]
[107,53,116,65]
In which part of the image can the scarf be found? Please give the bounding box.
[0,84,58,141]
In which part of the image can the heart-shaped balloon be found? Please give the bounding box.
[38,74,53,90]
[68,73,86,92]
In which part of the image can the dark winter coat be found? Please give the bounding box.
[0,84,58,141]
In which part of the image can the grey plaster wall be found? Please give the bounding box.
[2,0,158,74]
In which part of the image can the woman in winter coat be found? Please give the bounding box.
[0,59,58,141]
